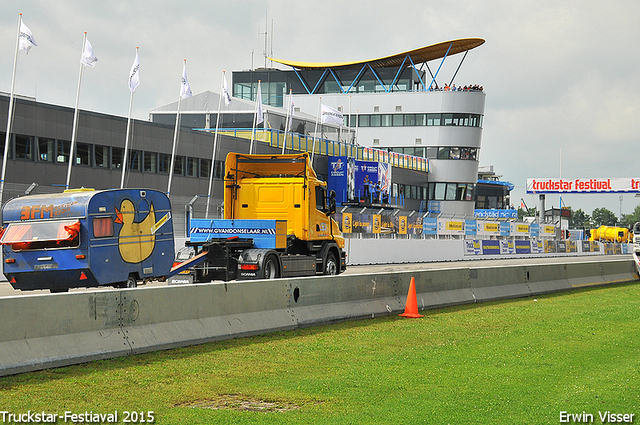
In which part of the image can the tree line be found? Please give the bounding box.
[517,205,640,230]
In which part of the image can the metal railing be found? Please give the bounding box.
[213,128,429,173]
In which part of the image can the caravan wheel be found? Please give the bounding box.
[124,275,138,288]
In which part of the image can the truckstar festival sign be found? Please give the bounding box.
[526,178,640,194]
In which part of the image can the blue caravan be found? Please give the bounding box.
[1,189,174,292]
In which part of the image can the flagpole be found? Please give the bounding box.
[348,95,352,144]
[167,59,192,197]
[355,109,359,146]
[65,32,88,190]
[121,47,139,189]
[0,14,24,205]
[205,71,226,219]
[167,95,182,196]
[311,97,321,164]
[338,105,342,143]
[282,89,292,154]
[120,89,134,188]
[250,80,261,154]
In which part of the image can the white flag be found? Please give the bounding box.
[180,62,192,99]
[128,52,140,93]
[81,38,98,67]
[321,104,343,125]
[256,82,264,125]
[222,74,231,106]
[18,21,37,54]
[285,97,294,133]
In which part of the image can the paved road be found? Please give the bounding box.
[0,254,635,298]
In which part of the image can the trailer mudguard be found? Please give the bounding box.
[237,248,282,280]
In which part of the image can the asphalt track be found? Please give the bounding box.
[0,254,633,298]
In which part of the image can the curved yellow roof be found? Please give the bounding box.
[269,38,485,70]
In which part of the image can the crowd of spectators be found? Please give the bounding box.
[429,83,483,92]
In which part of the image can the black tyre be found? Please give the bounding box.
[124,275,138,288]
[263,255,279,279]
[324,252,338,275]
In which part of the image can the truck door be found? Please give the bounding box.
[310,185,331,240]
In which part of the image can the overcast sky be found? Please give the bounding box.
[2,0,639,218]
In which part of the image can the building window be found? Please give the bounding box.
[466,184,475,201]
[56,140,70,163]
[434,183,446,200]
[173,155,185,176]
[76,143,91,165]
[427,114,441,126]
[15,135,33,160]
[144,152,157,173]
[159,153,170,174]
[200,159,210,178]
[111,147,124,169]
[186,157,198,177]
[213,160,224,179]
[95,145,109,168]
[437,147,449,159]
[37,138,54,162]
[128,150,142,172]
[428,182,476,201]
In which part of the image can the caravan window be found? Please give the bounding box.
[0,220,81,251]
[93,217,114,238]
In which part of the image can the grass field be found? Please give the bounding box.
[1,282,639,424]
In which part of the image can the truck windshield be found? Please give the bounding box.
[1,220,81,251]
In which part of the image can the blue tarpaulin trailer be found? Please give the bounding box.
[1,188,174,292]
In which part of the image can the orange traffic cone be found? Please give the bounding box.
[399,277,423,318]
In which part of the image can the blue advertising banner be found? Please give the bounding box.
[474,209,518,219]
[327,157,350,204]
[515,240,532,254]
[423,218,438,235]
[465,219,477,235]
[482,240,501,255]
[530,223,539,237]
[500,222,511,236]
[327,156,391,205]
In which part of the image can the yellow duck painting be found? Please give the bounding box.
[114,199,156,263]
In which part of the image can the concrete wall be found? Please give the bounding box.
[0,258,637,376]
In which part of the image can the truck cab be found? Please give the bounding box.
[185,153,346,282]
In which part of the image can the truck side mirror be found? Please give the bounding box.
[328,190,337,215]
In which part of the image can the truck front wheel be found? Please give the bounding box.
[324,252,338,275]
[263,255,279,279]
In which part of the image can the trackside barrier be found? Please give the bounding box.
[343,239,625,265]
[0,258,637,376]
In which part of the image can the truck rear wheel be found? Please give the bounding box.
[324,252,338,275]
[263,255,279,279]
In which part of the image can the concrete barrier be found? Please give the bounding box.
[0,258,637,376]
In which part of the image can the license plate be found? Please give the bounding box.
[34,263,59,270]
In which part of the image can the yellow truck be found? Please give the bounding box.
[183,152,346,282]
[588,225,632,243]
